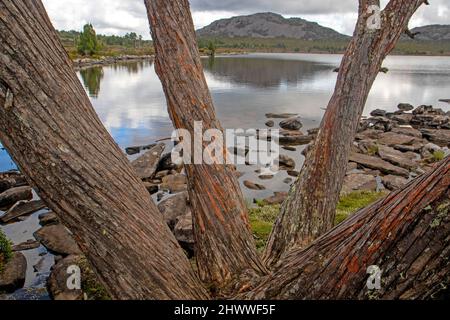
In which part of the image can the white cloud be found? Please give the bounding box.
[41,0,450,38]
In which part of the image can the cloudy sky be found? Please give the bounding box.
[42,0,450,39]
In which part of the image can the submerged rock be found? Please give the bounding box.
[244,181,266,191]
[12,240,40,252]
[279,117,303,131]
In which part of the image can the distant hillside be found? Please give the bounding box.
[407,25,450,41]
[196,12,348,41]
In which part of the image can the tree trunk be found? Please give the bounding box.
[263,0,428,267]
[0,0,207,300]
[241,157,450,299]
[144,0,267,289]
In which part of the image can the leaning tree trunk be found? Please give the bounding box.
[263,0,428,267]
[242,157,450,299]
[144,0,267,289]
[0,0,207,300]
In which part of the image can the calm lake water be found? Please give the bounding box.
[1,53,450,200]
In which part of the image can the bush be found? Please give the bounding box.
[0,229,12,274]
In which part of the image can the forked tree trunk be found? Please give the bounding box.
[242,157,450,299]
[144,0,267,288]
[263,0,428,267]
[0,0,207,300]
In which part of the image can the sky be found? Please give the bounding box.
[42,0,450,40]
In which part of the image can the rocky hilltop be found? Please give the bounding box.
[196,12,348,40]
[408,24,450,41]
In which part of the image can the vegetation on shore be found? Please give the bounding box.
[0,229,12,274]
[249,190,387,250]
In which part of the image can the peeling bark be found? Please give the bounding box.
[0,0,207,300]
[144,0,266,288]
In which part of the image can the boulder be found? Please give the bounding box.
[355,129,383,141]
[47,255,84,300]
[143,182,159,195]
[377,145,418,170]
[382,175,409,191]
[131,143,165,180]
[420,129,450,147]
[277,155,296,170]
[160,174,187,193]
[38,211,59,226]
[156,152,178,172]
[279,117,303,131]
[265,120,275,127]
[287,170,299,177]
[391,127,422,138]
[34,224,81,256]
[377,132,417,146]
[279,134,314,146]
[0,252,27,293]
[125,143,156,156]
[370,109,387,117]
[0,186,33,210]
[413,105,445,116]
[390,113,413,125]
[263,192,288,205]
[341,173,378,195]
[173,212,194,255]
[349,153,410,178]
[0,171,28,193]
[397,103,414,112]
[265,113,298,119]
[244,181,266,191]
[12,240,40,252]
[157,192,189,230]
[1,200,46,224]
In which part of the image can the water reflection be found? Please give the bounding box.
[202,55,332,88]
[79,67,104,97]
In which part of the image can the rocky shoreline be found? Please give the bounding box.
[1,102,449,300]
[73,54,154,70]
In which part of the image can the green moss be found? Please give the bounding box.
[432,150,446,163]
[336,191,387,225]
[78,257,111,300]
[0,229,12,274]
[248,205,280,250]
[367,145,379,156]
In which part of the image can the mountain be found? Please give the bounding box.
[196,12,348,41]
[408,25,450,41]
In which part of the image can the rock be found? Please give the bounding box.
[263,192,288,205]
[370,109,387,117]
[423,143,442,153]
[34,225,81,256]
[277,155,296,170]
[243,181,266,191]
[0,186,33,210]
[157,192,189,230]
[234,171,245,179]
[420,129,450,147]
[283,178,293,184]
[279,134,314,146]
[265,113,298,119]
[143,182,159,195]
[377,132,416,146]
[397,103,414,112]
[39,211,59,226]
[282,146,297,152]
[439,99,450,104]
[382,175,408,191]
[173,212,194,254]
[341,173,378,195]
[287,170,299,177]
[377,145,418,170]
[349,153,410,178]
[125,143,156,156]
[0,171,28,193]
[265,120,275,127]
[12,240,40,252]
[1,200,46,224]
[413,105,445,116]
[131,143,165,180]
[307,128,320,136]
[280,129,304,137]
[392,113,414,125]
[47,255,83,300]
[347,162,359,173]
[0,252,27,293]
[393,143,423,153]
[391,127,422,138]
[355,129,383,141]
[412,114,450,128]
[258,174,274,180]
[155,170,170,179]
[160,174,187,193]
[157,153,178,172]
[279,117,303,131]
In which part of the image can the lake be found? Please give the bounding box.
[1,53,450,201]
